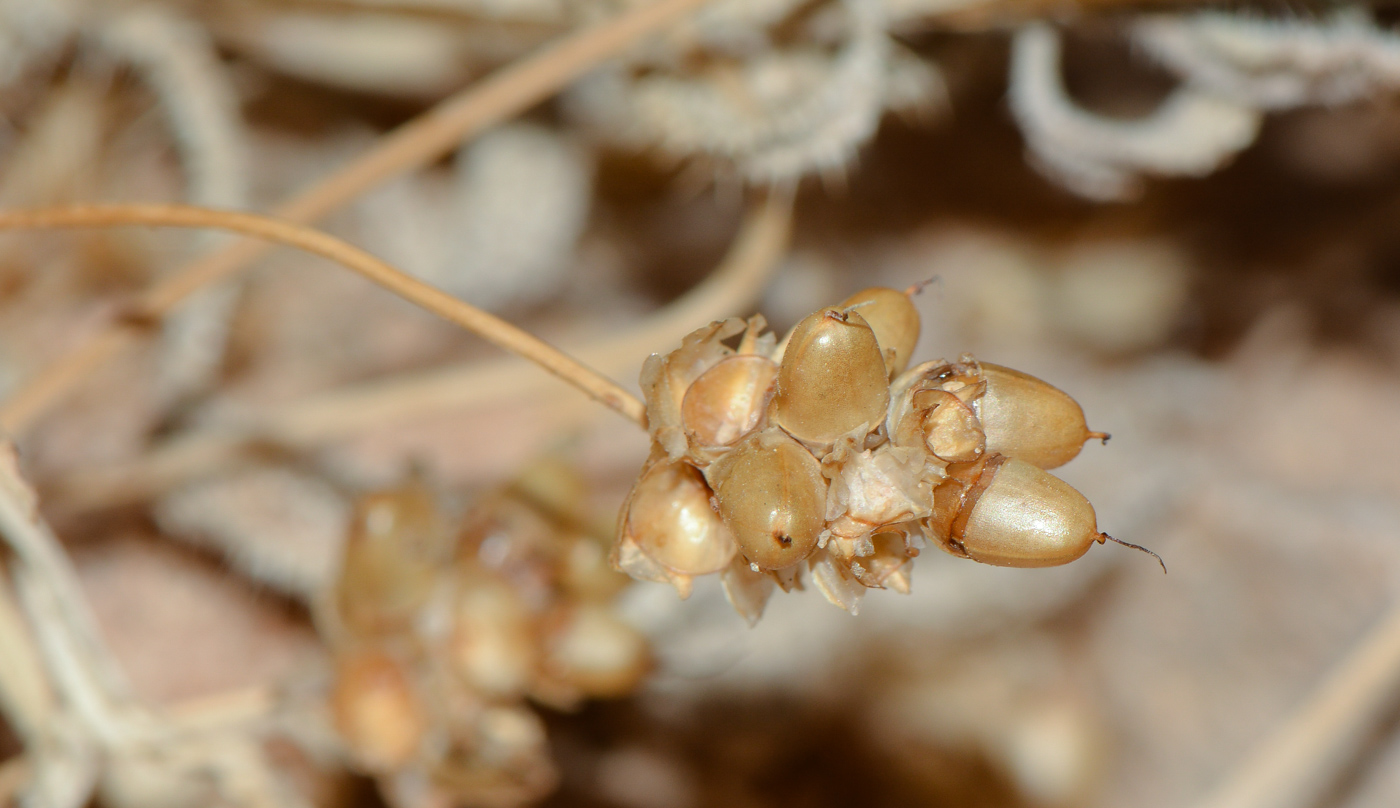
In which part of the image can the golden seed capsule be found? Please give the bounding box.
[706,428,827,570]
[331,649,426,770]
[929,454,1106,568]
[837,287,922,377]
[973,363,1098,470]
[639,318,746,460]
[623,460,737,577]
[773,308,891,445]
[681,354,778,448]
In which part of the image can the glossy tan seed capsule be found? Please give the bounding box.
[973,363,1101,470]
[681,354,778,448]
[837,286,921,377]
[624,461,736,576]
[931,455,1106,568]
[707,428,827,570]
[773,308,890,445]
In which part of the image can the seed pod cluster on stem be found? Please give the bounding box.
[615,287,1129,624]
[319,466,649,807]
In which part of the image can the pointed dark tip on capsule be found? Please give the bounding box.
[1101,533,1165,573]
[1088,431,1111,444]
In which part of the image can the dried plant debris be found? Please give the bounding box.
[1009,10,1400,199]
[356,124,594,313]
[569,0,946,182]
[154,467,351,601]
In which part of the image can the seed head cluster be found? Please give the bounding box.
[323,475,649,803]
[614,287,1114,622]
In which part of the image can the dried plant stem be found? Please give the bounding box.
[0,562,55,742]
[53,193,793,512]
[0,205,646,425]
[0,0,714,434]
[1191,597,1400,808]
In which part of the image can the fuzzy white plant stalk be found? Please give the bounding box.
[569,0,944,183]
[218,10,471,97]
[100,8,252,403]
[1133,10,1400,109]
[1008,22,1260,200]
[0,442,310,808]
[0,0,75,86]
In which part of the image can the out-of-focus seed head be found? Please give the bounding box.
[331,649,426,771]
[449,572,538,700]
[837,286,922,377]
[681,354,778,452]
[558,533,629,603]
[543,603,650,699]
[772,307,890,446]
[613,457,737,597]
[706,427,827,571]
[334,482,451,638]
[927,454,1105,568]
[427,705,557,805]
[972,363,1098,470]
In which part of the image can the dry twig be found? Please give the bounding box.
[0,0,715,434]
[52,192,793,512]
[0,205,645,425]
[1191,598,1400,808]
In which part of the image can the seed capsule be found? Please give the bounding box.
[837,286,921,377]
[639,318,746,460]
[928,454,1106,568]
[973,363,1099,470]
[681,354,778,449]
[773,308,890,445]
[335,482,451,638]
[622,460,737,577]
[706,428,827,570]
[331,649,426,770]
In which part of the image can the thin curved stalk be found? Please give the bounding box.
[0,205,645,425]
[0,0,714,434]
[1190,597,1400,808]
[51,193,794,512]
